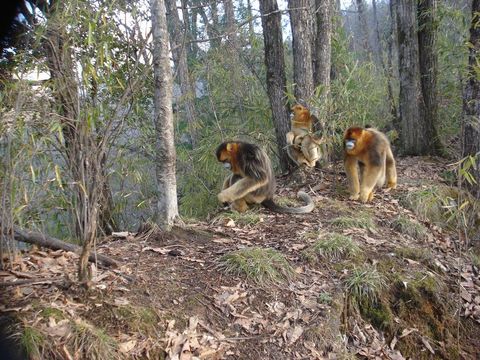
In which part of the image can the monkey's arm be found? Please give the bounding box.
[218,177,268,203]
[385,147,397,189]
[344,156,360,200]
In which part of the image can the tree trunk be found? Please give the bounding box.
[165,0,198,147]
[288,0,315,102]
[355,0,372,60]
[462,0,480,198]
[11,226,119,267]
[223,0,238,48]
[417,0,442,154]
[371,0,383,66]
[313,0,333,101]
[387,0,399,128]
[198,1,220,49]
[246,0,255,39]
[259,0,292,172]
[150,0,179,229]
[396,0,428,155]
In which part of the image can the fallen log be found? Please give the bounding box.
[12,226,119,268]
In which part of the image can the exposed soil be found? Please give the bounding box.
[1,157,479,359]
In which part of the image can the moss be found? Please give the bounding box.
[360,300,393,331]
[395,247,432,263]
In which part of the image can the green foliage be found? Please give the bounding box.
[219,247,294,285]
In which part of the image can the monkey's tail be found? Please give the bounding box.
[261,191,315,214]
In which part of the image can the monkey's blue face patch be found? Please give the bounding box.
[345,140,355,150]
[223,162,232,170]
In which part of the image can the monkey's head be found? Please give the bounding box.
[343,127,365,152]
[216,142,240,171]
[291,104,309,117]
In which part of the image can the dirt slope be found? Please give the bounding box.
[1,157,479,359]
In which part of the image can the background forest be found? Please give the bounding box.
[0,0,478,263]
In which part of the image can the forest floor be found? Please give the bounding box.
[1,157,480,359]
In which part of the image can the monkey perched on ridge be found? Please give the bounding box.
[216,141,315,213]
[286,104,324,168]
[343,126,397,203]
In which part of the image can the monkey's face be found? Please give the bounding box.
[216,142,239,171]
[291,104,306,115]
[344,127,364,152]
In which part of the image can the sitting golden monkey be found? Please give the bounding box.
[286,104,324,168]
[216,141,315,213]
[343,126,397,203]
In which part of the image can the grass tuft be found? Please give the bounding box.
[390,214,428,240]
[344,265,386,305]
[213,210,263,226]
[21,326,44,358]
[395,247,432,263]
[69,319,119,360]
[304,233,361,261]
[219,247,294,284]
[329,212,375,230]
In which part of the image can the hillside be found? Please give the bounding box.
[1,157,479,359]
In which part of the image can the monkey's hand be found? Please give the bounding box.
[349,194,360,201]
[218,190,234,204]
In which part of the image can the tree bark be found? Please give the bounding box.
[151,0,179,228]
[259,0,292,171]
[165,0,198,147]
[396,0,428,155]
[387,0,399,128]
[12,226,119,267]
[355,0,372,60]
[417,0,442,154]
[223,0,238,48]
[288,0,315,102]
[462,0,480,197]
[313,0,333,101]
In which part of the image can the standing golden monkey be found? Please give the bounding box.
[343,126,397,202]
[286,104,324,168]
[216,141,315,213]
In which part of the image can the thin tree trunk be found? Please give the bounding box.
[246,0,255,39]
[374,0,398,126]
[462,0,480,198]
[198,1,220,49]
[223,0,238,48]
[387,0,399,128]
[355,0,372,60]
[288,0,315,102]
[259,0,292,171]
[313,0,333,101]
[417,0,442,154]
[371,0,383,66]
[165,0,198,147]
[151,0,179,228]
[396,0,428,155]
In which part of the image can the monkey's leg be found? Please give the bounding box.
[344,157,360,200]
[385,147,397,189]
[218,177,268,204]
[359,166,382,202]
[301,137,320,167]
[231,198,249,213]
[287,145,309,166]
[376,152,387,187]
[286,132,295,145]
